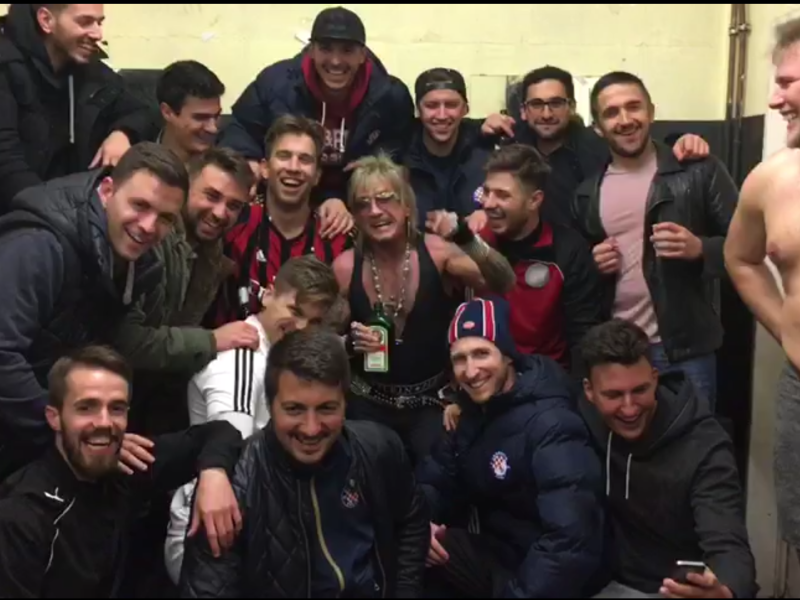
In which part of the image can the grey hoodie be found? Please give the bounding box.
[578,371,757,597]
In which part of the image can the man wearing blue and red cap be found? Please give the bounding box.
[417,296,605,598]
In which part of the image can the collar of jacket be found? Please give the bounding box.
[263,422,356,479]
[405,118,485,171]
[515,119,586,155]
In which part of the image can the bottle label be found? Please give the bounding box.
[364,326,389,373]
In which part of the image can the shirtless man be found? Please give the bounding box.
[724,15,800,561]
[333,153,515,465]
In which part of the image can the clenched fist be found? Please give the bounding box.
[593,238,621,275]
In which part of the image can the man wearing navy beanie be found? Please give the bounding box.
[418,296,605,598]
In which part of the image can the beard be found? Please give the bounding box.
[60,422,123,481]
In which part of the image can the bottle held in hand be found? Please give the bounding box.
[364,302,393,373]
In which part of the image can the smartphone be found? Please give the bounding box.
[672,560,707,584]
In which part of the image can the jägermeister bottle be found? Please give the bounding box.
[364,302,394,373]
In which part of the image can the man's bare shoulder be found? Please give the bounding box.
[332,248,355,289]
[745,148,800,197]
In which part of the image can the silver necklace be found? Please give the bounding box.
[368,243,412,323]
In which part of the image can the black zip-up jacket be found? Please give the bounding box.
[404,118,494,222]
[578,372,757,598]
[0,170,163,480]
[0,5,159,209]
[179,421,430,598]
[0,421,242,598]
[570,142,738,363]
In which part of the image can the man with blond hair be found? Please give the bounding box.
[333,152,515,464]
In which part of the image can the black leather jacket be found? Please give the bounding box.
[179,421,430,598]
[570,142,738,362]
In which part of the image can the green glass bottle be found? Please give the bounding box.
[364,302,394,373]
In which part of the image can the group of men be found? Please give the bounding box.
[0,2,796,599]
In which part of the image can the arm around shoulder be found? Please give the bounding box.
[134,420,242,497]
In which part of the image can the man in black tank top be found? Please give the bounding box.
[332,153,515,465]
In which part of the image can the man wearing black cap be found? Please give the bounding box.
[405,67,496,226]
[219,6,413,235]
[417,296,605,598]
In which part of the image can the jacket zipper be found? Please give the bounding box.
[357,481,387,598]
[296,481,312,599]
[310,476,346,597]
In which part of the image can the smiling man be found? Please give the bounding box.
[0,141,187,480]
[478,143,601,371]
[164,255,340,585]
[218,6,413,229]
[571,71,738,412]
[0,4,160,208]
[404,68,495,223]
[180,327,430,598]
[212,115,351,325]
[578,319,756,600]
[418,297,604,599]
[0,345,243,598]
[156,60,225,164]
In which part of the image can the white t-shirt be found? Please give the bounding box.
[164,316,271,585]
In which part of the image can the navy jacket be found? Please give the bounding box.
[218,48,413,204]
[404,118,493,222]
[418,355,604,598]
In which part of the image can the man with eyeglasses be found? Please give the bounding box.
[482,66,710,228]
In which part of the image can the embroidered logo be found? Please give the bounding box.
[341,483,360,509]
[473,186,485,206]
[367,129,381,146]
[463,320,476,330]
[524,263,551,289]
[490,451,510,480]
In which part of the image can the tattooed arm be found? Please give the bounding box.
[425,211,516,295]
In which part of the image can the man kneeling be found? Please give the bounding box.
[180,328,430,597]
[418,297,605,598]
[579,320,756,599]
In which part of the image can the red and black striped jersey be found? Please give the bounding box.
[209,202,350,326]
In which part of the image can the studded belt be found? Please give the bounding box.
[350,372,450,410]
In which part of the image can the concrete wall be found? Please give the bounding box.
[0,4,731,120]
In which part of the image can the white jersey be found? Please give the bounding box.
[165,315,271,585]
[186,315,272,436]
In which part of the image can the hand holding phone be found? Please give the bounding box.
[671,560,707,584]
[661,561,733,599]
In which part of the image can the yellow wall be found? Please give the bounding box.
[30,3,727,121]
[744,3,800,117]
[0,4,730,120]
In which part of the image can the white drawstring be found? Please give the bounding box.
[605,432,633,501]
[605,433,612,497]
[122,262,135,305]
[625,453,632,501]
[68,74,75,144]
[320,102,327,130]
[339,117,346,152]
